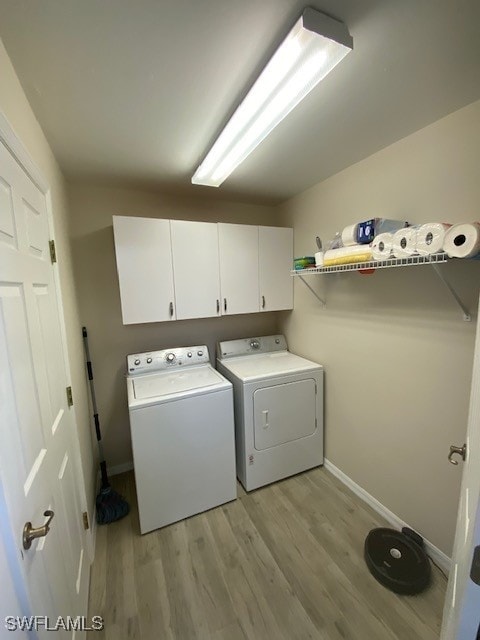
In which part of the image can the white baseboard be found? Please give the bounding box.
[324,458,451,575]
[108,461,134,476]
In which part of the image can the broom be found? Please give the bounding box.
[82,327,130,525]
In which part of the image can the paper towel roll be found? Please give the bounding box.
[416,223,451,256]
[341,224,358,247]
[392,227,418,258]
[315,251,324,267]
[371,233,393,261]
[443,223,480,258]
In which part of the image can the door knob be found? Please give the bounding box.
[23,510,54,550]
[448,444,466,466]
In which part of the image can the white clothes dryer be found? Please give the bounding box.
[127,345,236,533]
[216,335,324,492]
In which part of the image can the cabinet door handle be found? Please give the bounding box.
[224,298,227,313]
[169,301,174,318]
[262,295,266,309]
[216,299,220,314]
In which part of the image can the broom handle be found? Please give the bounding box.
[82,327,109,487]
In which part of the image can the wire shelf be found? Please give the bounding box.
[291,252,471,320]
[291,253,449,275]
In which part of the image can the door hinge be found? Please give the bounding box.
[66,386,74,407]
[49,240,57,264]
[82,511,89,531]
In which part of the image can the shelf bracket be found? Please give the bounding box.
[297,275,326,307]
[431,265,471,321]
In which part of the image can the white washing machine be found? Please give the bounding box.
[127,345,236,533]
[217,335,324,492]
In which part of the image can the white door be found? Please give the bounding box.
[259,226,293,312]
[0,140,88,632]
[113,216,176,324]
[441,295,480,639]
[218,223,259,315]
[170,220,221,320]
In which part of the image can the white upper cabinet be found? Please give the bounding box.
[218,223,260,316]
[113,216,176,324]
[113,217,293,324]
[170,220,221,320]
[259,226,293,311]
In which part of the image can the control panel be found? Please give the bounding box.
[217,335,287,359]
[127,345,209,374]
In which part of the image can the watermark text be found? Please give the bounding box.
[5,616,104,632]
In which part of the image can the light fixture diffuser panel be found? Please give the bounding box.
[192,8,352,187]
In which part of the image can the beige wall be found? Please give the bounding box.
[279,99,480,556]
[0,41,95,514]
[68,183,280,469]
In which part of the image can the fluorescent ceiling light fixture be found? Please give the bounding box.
[192,7,353,187]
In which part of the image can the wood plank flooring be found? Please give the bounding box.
[88,468,447,639]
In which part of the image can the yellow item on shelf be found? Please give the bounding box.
[323,245,372,266]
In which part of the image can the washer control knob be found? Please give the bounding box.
[187,352,192,358]
[197,350,203,357]
[134,359,141,366]
[250,339,260,350]
[165,352,176,363]
[146,357,152,364]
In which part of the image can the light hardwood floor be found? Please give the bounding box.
[88,467,447,639]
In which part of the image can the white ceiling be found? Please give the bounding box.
[1,0,480,204]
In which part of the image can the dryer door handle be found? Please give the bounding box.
[262,410,269,429]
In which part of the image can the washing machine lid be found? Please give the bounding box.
[218,351,322,382]
[129,365,229,407]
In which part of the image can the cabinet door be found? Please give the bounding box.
[170,220,221,320]
[113,216,175,324]
[218,223,259,315]
[259,226,293,311]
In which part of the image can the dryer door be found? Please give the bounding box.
[253,379,316,450]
